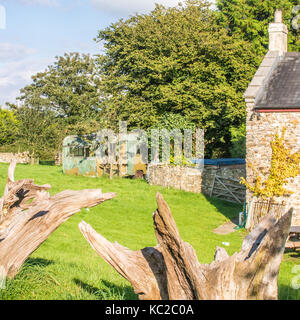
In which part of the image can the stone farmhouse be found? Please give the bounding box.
[244,10,300,226]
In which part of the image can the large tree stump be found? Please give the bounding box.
[0,160,116,278]
[79,192,292,300]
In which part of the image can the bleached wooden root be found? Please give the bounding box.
[0,160,116,278]
[79,192,292,300]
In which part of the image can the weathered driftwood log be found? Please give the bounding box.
[79,192,292,300]
[0,160,116,278]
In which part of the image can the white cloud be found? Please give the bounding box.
[90,0,181,15]
[0,43,36,62]
[0,45,53,105]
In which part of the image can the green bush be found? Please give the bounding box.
[229,124,246,158]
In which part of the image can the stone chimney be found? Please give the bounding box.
[268,9,288,55]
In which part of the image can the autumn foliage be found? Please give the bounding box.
[241,128,300,200]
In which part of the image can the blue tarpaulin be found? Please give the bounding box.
[191,158,245,166]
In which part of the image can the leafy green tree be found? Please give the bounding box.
[10,52,106,159]
[96,0,258,157]
[67,118,102,136]
[16,52,103,125]
[148,113,197,162]
[0,107,18,146]
[8,105,65,159]
[229,123,246,158]
[217,0,300,57]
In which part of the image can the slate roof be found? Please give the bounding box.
[256,52,300,109]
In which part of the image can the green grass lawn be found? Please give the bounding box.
[0,163,299,300]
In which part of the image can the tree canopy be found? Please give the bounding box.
[0,107,18,147]
[217,0,300,57]
[96,0,258,157]
[16,52,102,126]
[4,0,269,159]
[6,53,104,158]
[8,105,64,159]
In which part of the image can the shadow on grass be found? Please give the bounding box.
[73,278,137,300]
[203,194,242,224]
[23,257,55,268]
[278,284,300,300]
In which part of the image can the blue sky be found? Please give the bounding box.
[0,0,213,106]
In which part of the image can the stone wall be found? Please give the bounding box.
[246,104,300,226]
[0,152,30,164]
[147,164,202,193]
[147,164,246,199]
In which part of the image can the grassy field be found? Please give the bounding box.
[0,163,299,300]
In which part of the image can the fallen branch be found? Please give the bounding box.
[0,160,116,278]
[79,192,292,300]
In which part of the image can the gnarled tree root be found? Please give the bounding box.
[0,160,116,278]
[79,192,292,300]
